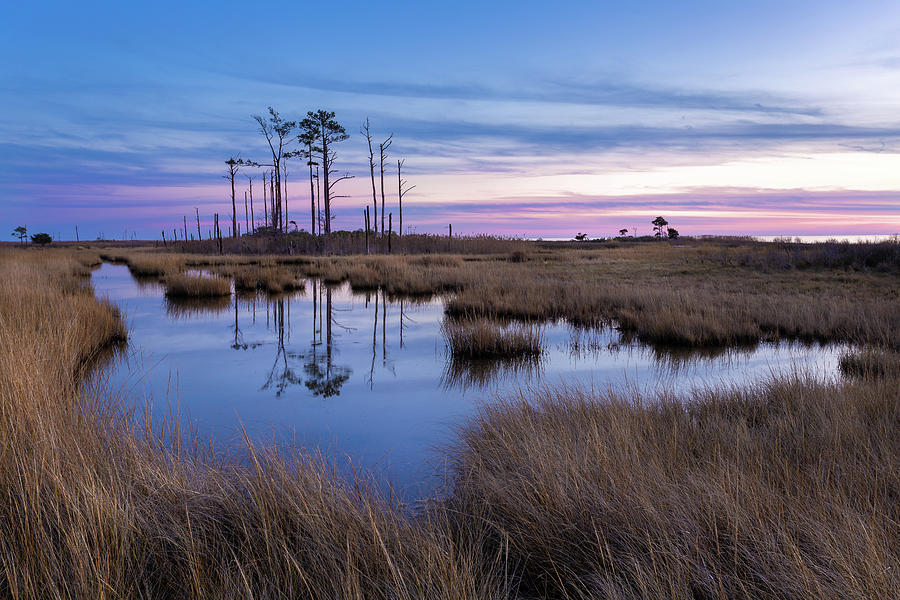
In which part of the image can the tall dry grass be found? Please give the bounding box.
[448,375,900,599]
[3,246,899,599]
[0,248,503,599]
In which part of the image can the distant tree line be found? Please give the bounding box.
[576,216,680,242]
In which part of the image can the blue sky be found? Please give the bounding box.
[2,0,900,239]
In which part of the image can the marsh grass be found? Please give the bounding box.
[448,375,900,599]
[163,272,232,298]
[4,245,899,599]
[839,347,900,379]
[233,265,304,294]
[0,248,505,599]
[442,319,544,359]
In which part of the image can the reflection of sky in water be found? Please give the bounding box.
[92,263,845,498]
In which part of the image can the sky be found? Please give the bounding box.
[2,0,900,240]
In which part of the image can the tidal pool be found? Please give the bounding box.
[92,263,845,498]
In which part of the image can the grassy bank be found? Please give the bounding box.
[2,246,898,598]
[99,239,900,350]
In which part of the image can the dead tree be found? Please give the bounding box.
[252,107,295,230]
[262,172,268,228]
[247,175,255,233]
[397,159,415,238]
[224,156,241,238]
[379,133,393,236]
[361,119,378,236]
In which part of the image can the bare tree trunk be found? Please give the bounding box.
[363,119,378,237]
[283,164,288,233]
[308,142,315,235]
[397,160,402,238]
[378,134,392,236]
[248,177,254,233]
[315,167,322,236]
[195,207,201,241]
[263,172,268,229]
[244,191,249,235]
[231,170,237,238]
[322,128,330,234]
[270,171,276,231]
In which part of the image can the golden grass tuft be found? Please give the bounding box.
[163,272,231,298]
[233,266,304,294]
[442,318,543,358]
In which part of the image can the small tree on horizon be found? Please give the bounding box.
[30,233,52,245]
[652,216,669,238]
[668,228,680,239]
[618,228,628,237]
[12,226,27,245]
[574,232,588,241]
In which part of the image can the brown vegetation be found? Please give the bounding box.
[448,374,900,598]
[2,244,898,598]
[442,318,544,359]
[233,265,304,294]
[839,347,900,379]
[163,272,232,298]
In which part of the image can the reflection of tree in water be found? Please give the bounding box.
[301,283,350,397]
[250,283,352,398]
[229,281,421,397]
[364,288,402,389]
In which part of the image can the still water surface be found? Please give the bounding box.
[92,263,844,497]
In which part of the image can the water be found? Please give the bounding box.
[92,263,846,498]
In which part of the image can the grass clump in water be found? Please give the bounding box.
[839,347,900,379]
[233,266,303,294]
[163,272,231,298]
[442,318,543,359]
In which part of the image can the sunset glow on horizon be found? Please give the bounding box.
[2,1,899,239]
